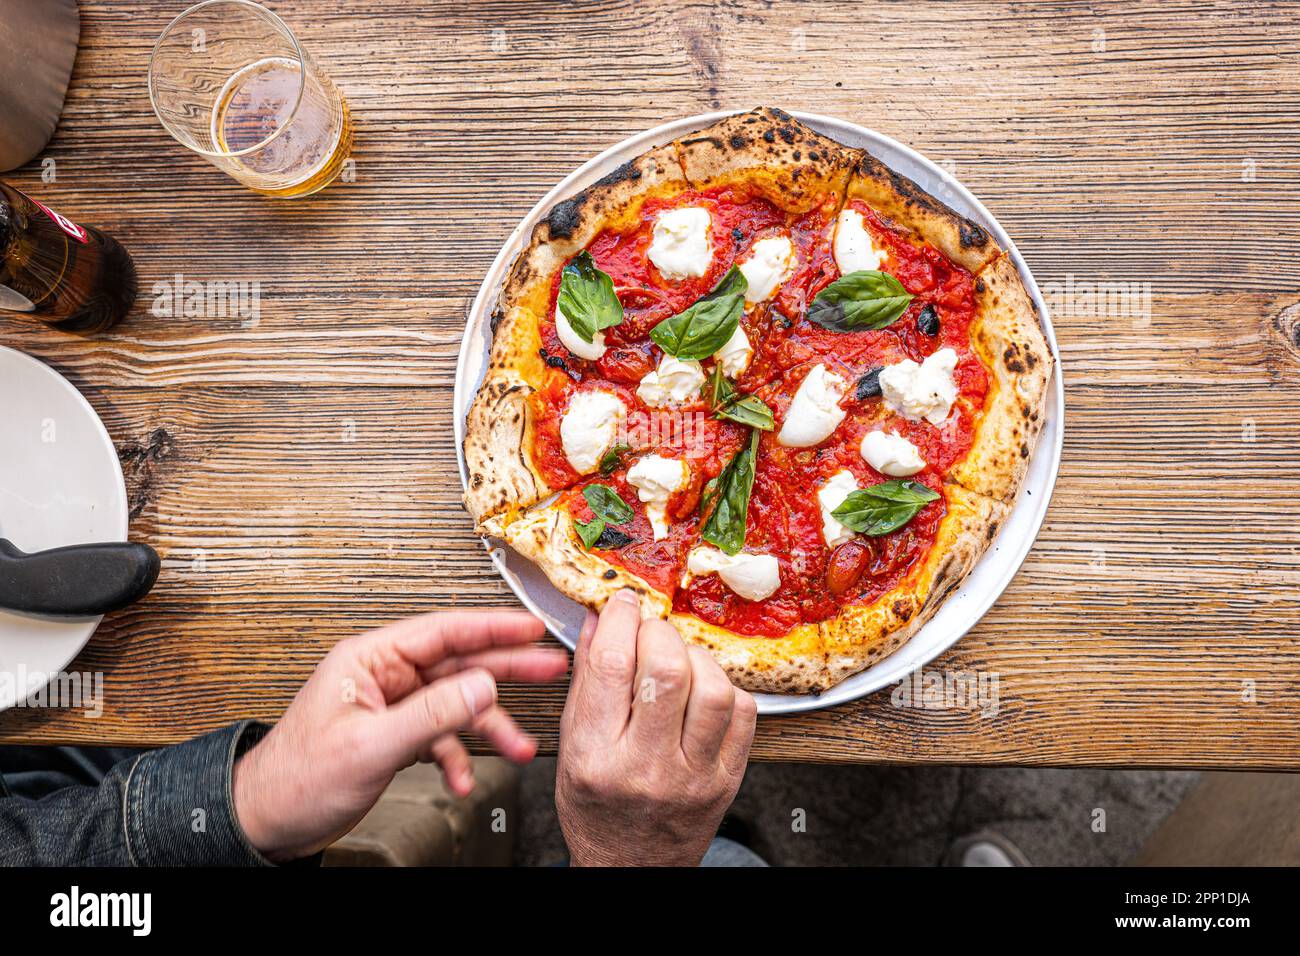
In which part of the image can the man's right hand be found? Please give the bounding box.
[555,589,757,866]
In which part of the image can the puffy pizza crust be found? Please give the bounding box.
[846,150,1001,274]
[669,614,827,695]
[948,254,1054,501]
[462,305,553,526]
[819,484,1009,689]
[675,106,856,212]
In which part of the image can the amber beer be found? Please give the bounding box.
[210,56,353,198]
[0,183,138,333]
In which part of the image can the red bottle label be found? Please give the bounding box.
[32,199,89,244]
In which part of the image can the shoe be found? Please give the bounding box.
[943,830,1031,867]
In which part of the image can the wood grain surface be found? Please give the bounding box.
[2,0,1298,767]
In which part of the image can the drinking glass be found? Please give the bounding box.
[148,0,352,197]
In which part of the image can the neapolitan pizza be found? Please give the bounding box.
[463,108,1051,694]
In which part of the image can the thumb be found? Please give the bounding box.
[379,668,497,765]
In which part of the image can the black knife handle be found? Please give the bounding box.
[0,539,160,617]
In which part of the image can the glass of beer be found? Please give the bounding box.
[148,0,352,197]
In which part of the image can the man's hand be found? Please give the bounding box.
[232,610,568,862]
[555,589,757,866]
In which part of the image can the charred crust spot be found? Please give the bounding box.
[1020,443,1030,458]
[792,149,801,160]
[679,134,723,149]
[544,159,646,239]
[866,153,993,253]
[471,474,483,489]
[886,168,920,204]
[1003,344,1026,373]
[763,130,775,143]
[729,134,746,149]
[958,219,989,249]
[986,520,1000,540]
[808,149,819,161]
[975,277,987,294]
[1025,350,1039,368]
[892,598,913,621]
[595,158,644,188]
[931,578,961,607]
[778,126,797,144]
[546,196,584,240]
[602,569,617,580]
[489,310,504,334]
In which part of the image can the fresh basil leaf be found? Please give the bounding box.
[701,474,719,505]
[594,526,634,549]
[808,270,914,332]
[718,394,774,430]
[831,480,940,536]
[583,484,635,524]
[575,516,605,550]
[599,444,630,476]
[557,251,623,343]
[650,266,747,361]
[707,264,747,301]
[707,361,774,430]
[708,361,732,407]
[700,430,760,555]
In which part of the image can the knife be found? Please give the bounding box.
[0,539,160,617]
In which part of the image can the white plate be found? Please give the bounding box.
[455,110,1064,715]
[0,346,128,711]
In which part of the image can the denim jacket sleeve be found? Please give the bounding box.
[0,720,276,866]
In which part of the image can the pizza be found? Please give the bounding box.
[463,107,1052,694]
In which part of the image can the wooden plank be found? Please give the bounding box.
[1,0,1298,766]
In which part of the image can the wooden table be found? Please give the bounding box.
[2,0,1298,768]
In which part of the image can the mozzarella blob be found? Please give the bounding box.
[833,209,885,275]
[713,325,753,377]
[648,207,712,280]
[738,235,795,303]
[560,389,624,474]
[626,454,689,540]
[777,364,849,447]
[861,430,927,477]
[878,348,959,425]
[686,547,781,602]
[555,305,607,361]
[636,356,706,408]
[817,469,860,548]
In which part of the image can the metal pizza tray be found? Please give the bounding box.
[454,110,1064,716]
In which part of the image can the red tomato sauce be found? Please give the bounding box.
[560,473,699,596]
[529,376,749,491]
[671,202,984,637]
[527,189,990,638]
[537,186,841,365]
